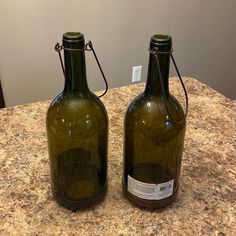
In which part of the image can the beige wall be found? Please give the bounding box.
[0,0,235,106]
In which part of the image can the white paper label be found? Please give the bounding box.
[128,175,174,200]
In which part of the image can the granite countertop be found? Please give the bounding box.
[0,77,235,235]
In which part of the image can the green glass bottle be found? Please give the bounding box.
[46,32,108,210]
[123,34,186,208]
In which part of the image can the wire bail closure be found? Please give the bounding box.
[149,47,188,123]
[55,41,108,97]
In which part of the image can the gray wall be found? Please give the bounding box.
[0,0,235,106]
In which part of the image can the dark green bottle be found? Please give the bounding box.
[47,32,108,210]
[123,34,186,208]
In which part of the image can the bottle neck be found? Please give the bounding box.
[144,44,171,97]
[63,47,89,94]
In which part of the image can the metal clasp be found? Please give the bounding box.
[55,41,108,97]
[149,47,188,123]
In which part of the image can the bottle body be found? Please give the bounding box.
[123,94,185,208]
[46,32,108,210]
[123,34,186,208]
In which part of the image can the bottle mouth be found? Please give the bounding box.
[63,32,85,48]
[63,32,85,42]
[151,34,172,45]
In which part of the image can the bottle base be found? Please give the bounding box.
[122,181,177,209]
[52,185,107,211]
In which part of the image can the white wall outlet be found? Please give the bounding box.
[132,66,142,83]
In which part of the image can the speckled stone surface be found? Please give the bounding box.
[0,77,235,236]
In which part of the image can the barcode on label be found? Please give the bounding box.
[128,176,174,200]
[160,184,172,191]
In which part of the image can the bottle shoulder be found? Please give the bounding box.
[47,92,108,123]
[47,92,108,138]
[125,93,186,130]
[126,93,146,112]
[49,92,106,111]
[126,93,184,117]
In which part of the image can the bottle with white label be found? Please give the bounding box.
[123,34,187,208]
